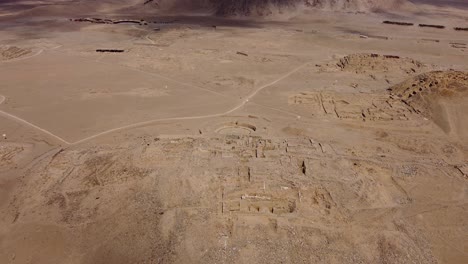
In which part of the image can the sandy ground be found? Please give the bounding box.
[0,1,467,263]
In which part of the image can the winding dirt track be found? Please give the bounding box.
[0,95,70,144]
[0,59,309,146]
[71,62,308,145]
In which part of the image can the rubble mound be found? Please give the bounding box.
[0,46,31,61]
[390,71,468,141]
[391,71,468,100]
[336,53,426,75]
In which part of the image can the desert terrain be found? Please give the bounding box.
[0,0,467,263]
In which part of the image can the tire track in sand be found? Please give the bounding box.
[71,61,309,145]
[0,62,309,146]
[0,95,70,144]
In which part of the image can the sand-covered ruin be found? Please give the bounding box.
[0,0,467,263]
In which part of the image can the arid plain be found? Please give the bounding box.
[0,1,467,263]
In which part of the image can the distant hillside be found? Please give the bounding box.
[152,0,409,15]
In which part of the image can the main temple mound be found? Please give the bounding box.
[390,71,468,142]
[336,53,426,75]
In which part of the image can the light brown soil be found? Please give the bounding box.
[0,1,467,264]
